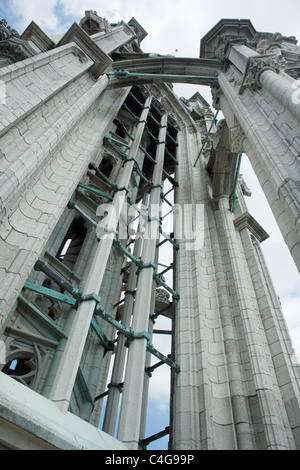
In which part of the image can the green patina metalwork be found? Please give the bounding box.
[229,153,243,213]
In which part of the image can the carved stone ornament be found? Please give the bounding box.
[0,19,20,41]
[215,34,248,60]
[0,38,35,67]
[155,287,170,303]
[211,85,222,109]
[238,174,252,197]
[79,11,112,36]
[229,124,246,153]
[239,54,286,93]
[0,18,30,67]
[254,32,300,79]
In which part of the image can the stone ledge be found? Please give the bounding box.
[21,21,56,52]
[0,372,128,450]
[234,211,269,242]
[57,22,112,78]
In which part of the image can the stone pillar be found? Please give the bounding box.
[218,44,300,271]
[117,114,168,449]
[47,97,152,413]
[215,197,293,449]
[102,229,144,435]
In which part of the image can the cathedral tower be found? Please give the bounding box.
[0,12,299,450]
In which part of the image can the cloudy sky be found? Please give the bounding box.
[1,0,299,449]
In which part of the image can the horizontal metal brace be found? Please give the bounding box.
[23,281,78,307]
[94,382,124,402]
[158,228,179,250]
[166,130,178,146]
[140,146,157,165]
[103,135,131,149]
[159,263,173,277]
[153,273,180,300]
[148,215,162,224]
[108,70,218,82]
[113,238,156,271]
[113,119,134,140]
[67,201,98,230]
[24,276,111,351]
[128,159,162,190]
[146,344,180,373]
[145,126,160,144]
[103,135,128,159]
[93,301,179,374]
[139,427,170,450]
[77,182,113,201]
[153,329,172,335]
[145,359,166,377]
[128,91,144,107]
[160,192,174,207]
[95,303,151,343]
[148,111,162,127]
[91,317,114,352]
[165,147,178,165]
[113,297,126,309]
[162,170,179,187]
[34,260,78,296]
[121,103,139,120]
[157,238,179,251]
[88,162,119,190]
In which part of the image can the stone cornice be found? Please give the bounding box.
[56,22,112,78]
[20,21,56,52]
[234,211,269,242]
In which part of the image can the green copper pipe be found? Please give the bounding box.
[77,182,113,201]
[107,70,219,82]
[230,153,243,213]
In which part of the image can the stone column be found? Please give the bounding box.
[102,228,144,435]
[215,196,293,449]
[218,44,300,271]
[117,114,168,449]
[48,96,152,413]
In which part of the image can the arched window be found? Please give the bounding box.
[2,353,36,387]
[56,218,87,271]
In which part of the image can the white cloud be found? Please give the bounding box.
[9,0,60,33]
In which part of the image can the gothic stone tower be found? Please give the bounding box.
[0,12,300,450]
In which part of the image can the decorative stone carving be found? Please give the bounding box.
[0,20,37,67]
[238,174,252,197]
[229,123,246,153]
[254,32,300,79]
[0,19,20,41]
[79,11,112,36]
[155,287,170,304]
[215,34,248,60]
[211,85,222,109]
[1,341,46,388]
[239,55,285,93]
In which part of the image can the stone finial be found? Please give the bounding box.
[0,19,20,41]
[79,11,112,36]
